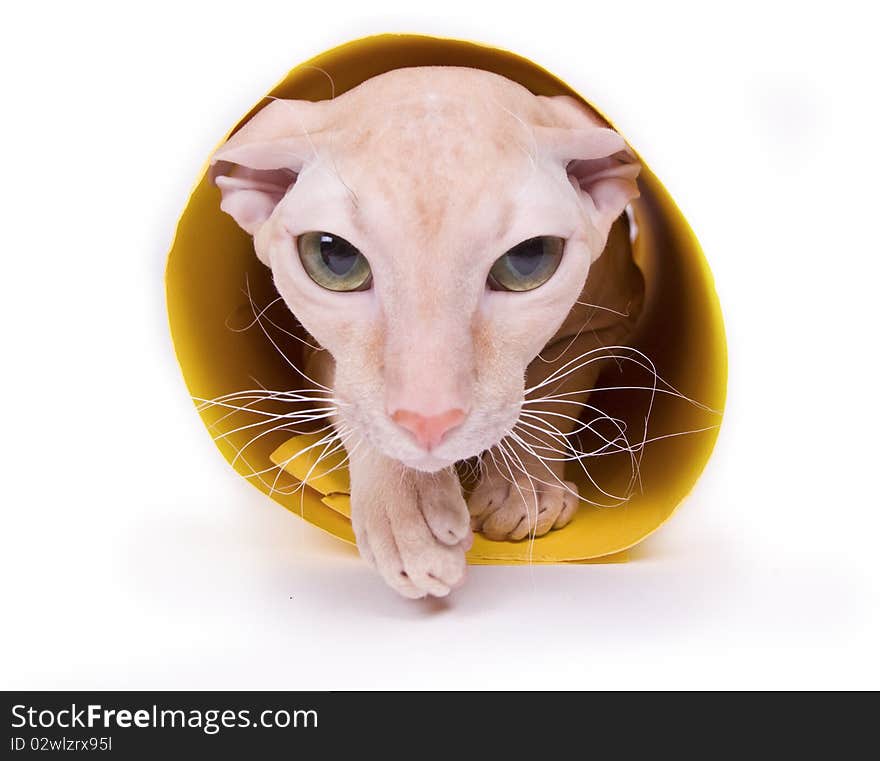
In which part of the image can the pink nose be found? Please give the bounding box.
[391,408,466,451]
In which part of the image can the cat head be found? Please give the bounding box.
[211,67,640,472]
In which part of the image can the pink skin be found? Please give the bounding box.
[212,67,640,598]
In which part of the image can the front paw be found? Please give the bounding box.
[468,461,579,541]
[352,468,471,599]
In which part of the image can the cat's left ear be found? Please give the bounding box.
[539,96,641,251]
[209,99,325,239]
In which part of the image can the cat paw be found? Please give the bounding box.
[417,469,473,547]
[352,472,471,599]
[468,467,579,541]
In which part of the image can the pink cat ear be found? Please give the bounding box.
[211,165,297,236]
[210,99,325,235]
[565,134,640,243]
[538,96,641,246]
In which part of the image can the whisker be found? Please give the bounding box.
[221,425,340,485]
[194,399,338,419]
[495,439,541,564]
[514,420,628,459]
[268,426,350,498]
[243,275,333,392]
[518,411,632,458]
[228,413,338,468]
[525,344,715,414]
[525,345,650,395]
[523,385,717,413]
[574,299,632,317]
[506,431,630,505]
[207,385,334,398]
[500,435,587,501]
[226,295,284,333]
[214,415,336,445]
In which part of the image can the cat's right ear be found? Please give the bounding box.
[209,99,324,238]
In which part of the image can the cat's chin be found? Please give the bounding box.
[397,453,456,473]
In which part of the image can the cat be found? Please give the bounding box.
[211,66,643,598]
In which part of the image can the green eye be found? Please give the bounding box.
[297,231,372,292]
[487,236,565,292]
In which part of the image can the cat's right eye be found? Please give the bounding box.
[297,231,373,292]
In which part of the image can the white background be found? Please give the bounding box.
[2,0,878,690]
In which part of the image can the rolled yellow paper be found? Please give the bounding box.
[166,34,727,564]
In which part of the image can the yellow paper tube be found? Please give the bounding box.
[166,34,727,564]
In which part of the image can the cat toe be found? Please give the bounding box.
[419,482,471,546]
[474,479,581,542]
[553,481,580,529]
[357,520,427,599]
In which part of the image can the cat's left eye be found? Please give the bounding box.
[297,231,372,292]
[487,236,565,292]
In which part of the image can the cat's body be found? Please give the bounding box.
[212,67,643,597]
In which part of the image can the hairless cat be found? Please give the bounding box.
[211,67,643,597]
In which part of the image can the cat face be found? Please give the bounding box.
[212,67,639,472]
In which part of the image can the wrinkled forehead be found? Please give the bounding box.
[316,96,557,245]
